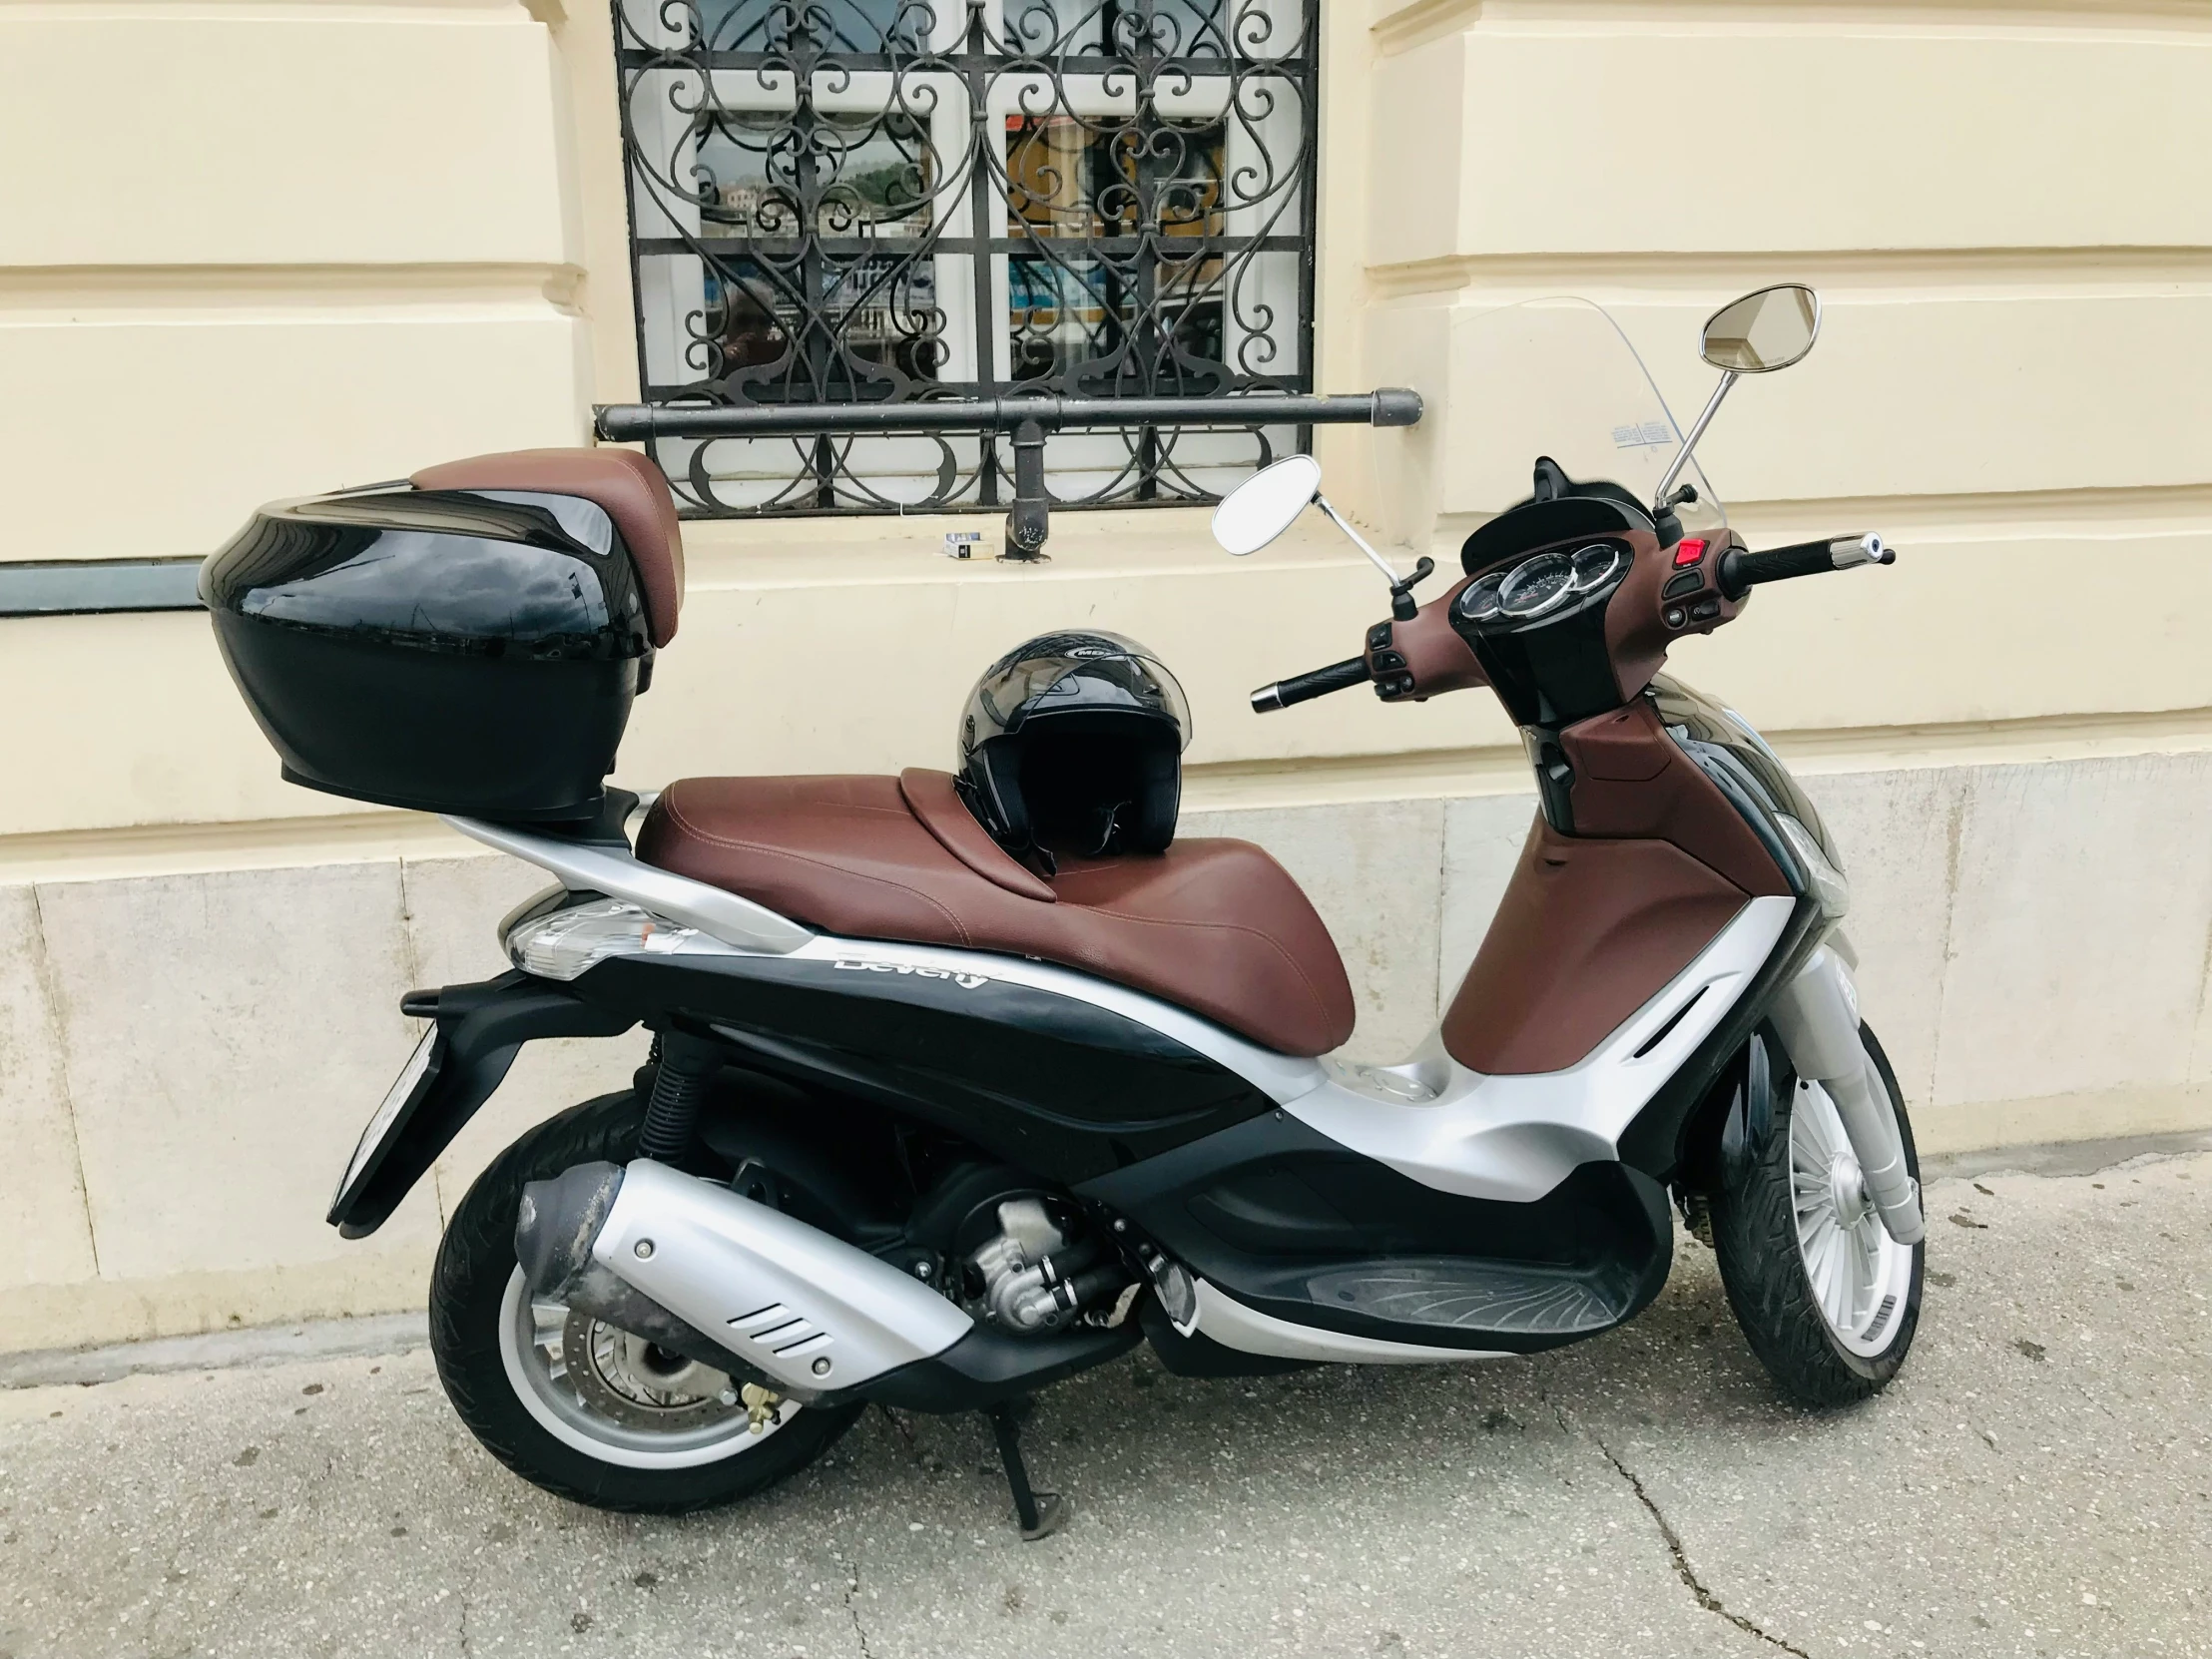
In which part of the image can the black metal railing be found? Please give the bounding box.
[614,0,1322,520]
[596,388,1419,555]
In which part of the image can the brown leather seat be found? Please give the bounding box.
[411,449,686,647]
[636,770,1357,1057]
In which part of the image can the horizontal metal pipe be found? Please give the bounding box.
[594,388,1423,442]
[0,558,205,619]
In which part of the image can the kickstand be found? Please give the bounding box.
[985,1399,1068,1541]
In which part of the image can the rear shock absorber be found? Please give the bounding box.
[638,1030,721,1164]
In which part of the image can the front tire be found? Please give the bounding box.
[1710,1024,1924,1407]
[428,1091,863,1513]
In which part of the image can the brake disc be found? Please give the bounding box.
[560,1311,746,1434]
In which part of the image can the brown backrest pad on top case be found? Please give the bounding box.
[637,773,1357,1057]
[1442,815,1749,1075]
[898,768,1055,902]
[411,448,686,649]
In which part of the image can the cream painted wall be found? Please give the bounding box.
[1,0,2206,822]
[1,0,2208,1351]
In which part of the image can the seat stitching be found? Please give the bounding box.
[1072,902,1340,1026]
[655,799,974,945]
[658,794,1338,1039]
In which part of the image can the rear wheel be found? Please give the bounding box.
[1710,1024,1924,1406]
[429,1091,862,1513]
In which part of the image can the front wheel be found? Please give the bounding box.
[428,1091,863,1513]
[1710,1024,1924,1407]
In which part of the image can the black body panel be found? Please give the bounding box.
[1458,578,1629,729]
[1651,675,1843,866]
[571,951,1278,1184]
[200,487,653,820]
[1081,1113,1674,1354]
[1137,1297,1316,1377]
[1459,495,1652,573]
[331,971,638,1238]
[856,1323,1143,1411]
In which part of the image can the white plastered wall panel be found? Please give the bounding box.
[0,312,592,564]
[1367,22,2212,264]
[0,15,576,269]
[0,8,586,564]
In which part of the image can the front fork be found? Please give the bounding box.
[1767,946,1926,1245]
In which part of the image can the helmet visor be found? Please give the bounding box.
[970,631,1193,751]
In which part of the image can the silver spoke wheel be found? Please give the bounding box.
[496,1267,797,1470]
[1788,1077,1916,1357]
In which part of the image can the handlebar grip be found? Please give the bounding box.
[1718,533,1894,599]
[1252,656,1373,713]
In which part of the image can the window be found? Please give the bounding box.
[615,0,1320,516]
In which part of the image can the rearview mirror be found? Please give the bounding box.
[1654,283,1824,520]
[1701,284,1822,374]
[1211,454,1322,555]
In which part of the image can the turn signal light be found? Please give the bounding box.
[1673,538,1709,567]
[505,896,701,981]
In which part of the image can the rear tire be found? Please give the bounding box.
[429,1091,863,1513]
[1710,1024,1924,1407]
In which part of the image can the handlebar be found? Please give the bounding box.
[1718,533,1894,600]
[1251,656,1372,713]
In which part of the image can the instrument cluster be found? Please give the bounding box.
[1453,541,1628,631]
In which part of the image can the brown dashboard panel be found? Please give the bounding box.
[1605,528,1745,699]
[1442,817,1753,1075]
[1559,699,1790,897]
[1367,576,1485,701]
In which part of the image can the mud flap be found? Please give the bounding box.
[328,970,635,1238]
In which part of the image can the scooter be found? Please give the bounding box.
[211,282,1925,1532]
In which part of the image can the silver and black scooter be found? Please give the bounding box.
[203,284,1925,1532]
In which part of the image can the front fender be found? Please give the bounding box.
[329,970,636,1239]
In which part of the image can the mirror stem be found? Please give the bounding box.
[1653,369,1738,515]
[1311,492,1403,586]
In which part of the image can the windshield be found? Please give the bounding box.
[1449,296,1726,536]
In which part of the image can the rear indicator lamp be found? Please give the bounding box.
[505,896,701,981]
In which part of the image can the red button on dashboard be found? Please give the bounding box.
[1673,537,1708,568]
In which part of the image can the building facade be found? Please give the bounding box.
[1,0,2208,1352]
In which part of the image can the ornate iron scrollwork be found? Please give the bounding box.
[616,0,1320,517]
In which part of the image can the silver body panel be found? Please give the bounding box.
[475,817,1802,1211]
[1190,1280,1508,1365]
[1283,896,1794,1203]
[446,814,814,955]
[471,798,1852,1369]
[593,1159,974,1393]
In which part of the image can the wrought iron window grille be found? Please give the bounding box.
[609,0,1366,550]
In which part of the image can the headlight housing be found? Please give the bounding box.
[1776,814,1850,920]
[504,895,701,981]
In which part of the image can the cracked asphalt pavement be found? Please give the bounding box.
[3,1154,2207,1659]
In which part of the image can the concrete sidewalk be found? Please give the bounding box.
[2,1156,2206,1659]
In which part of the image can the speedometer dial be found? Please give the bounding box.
[1457,571,1505,622]
[1497,551,1574,618]
[1569,542,1623,591]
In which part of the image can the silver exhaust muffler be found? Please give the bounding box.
[516,1159,974,1395]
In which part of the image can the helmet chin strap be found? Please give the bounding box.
[955,770,1060,877]
[1080,801,1128,858]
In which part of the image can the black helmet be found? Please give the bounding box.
[957,630,1192,859]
